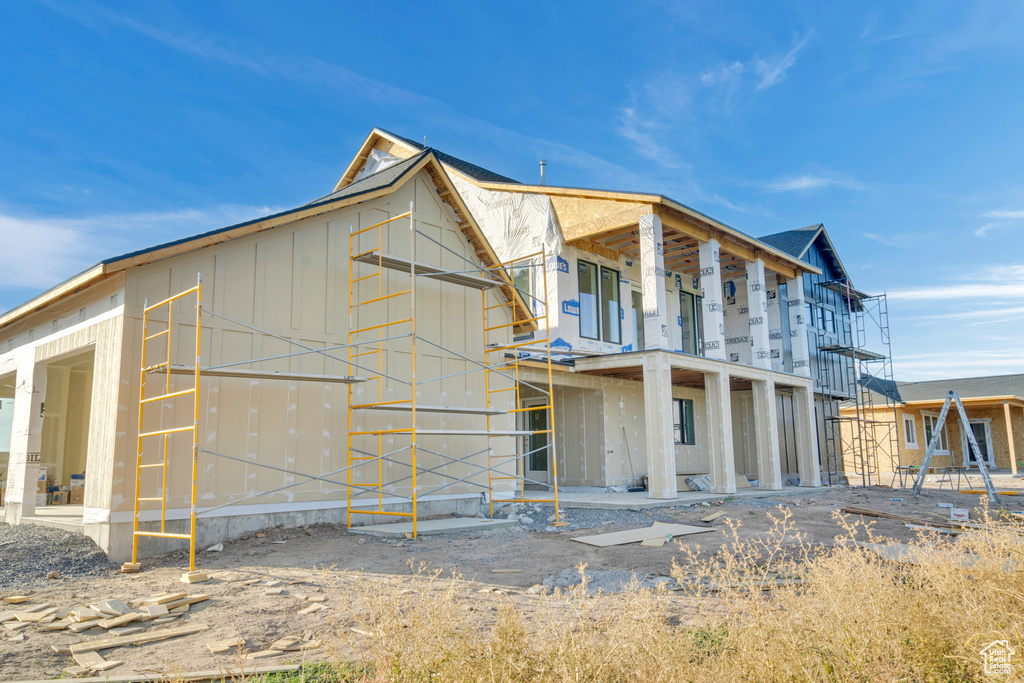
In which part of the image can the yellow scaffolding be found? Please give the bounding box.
[123,202,562,574]
[347,203,562,536]
[123,275,202,574]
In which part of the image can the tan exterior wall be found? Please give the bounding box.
[842,402,1024,472]
[105,169,515,524]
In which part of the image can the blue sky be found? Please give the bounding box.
[1,1,1023,381]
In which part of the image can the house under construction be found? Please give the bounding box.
[0,128,851,562]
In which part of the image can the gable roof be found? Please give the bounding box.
[339,129,819,280]
[758,224,822,259]
[760,223,852,283]
[0,150,535,333]
[896,374,1024,403]
[335,128,519,190]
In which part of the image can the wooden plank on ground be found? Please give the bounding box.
[69,622,209,654]
[571,523,713,547]
[700,510,727,523]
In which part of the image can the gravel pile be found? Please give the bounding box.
[0,523,115,589]
[541,567,674,594]
[492,501,702,531]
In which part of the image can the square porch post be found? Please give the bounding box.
[747,258,772,370]
[752,377,783,490]
[4,355,47,523]
[642,351,677,499]
[705,369,737,494]
[639,214,669,350]
[786,275,812,377]
[698,239,726,360]
[793,382,821,486]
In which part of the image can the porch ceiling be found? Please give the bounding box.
[585,224,755,278]
[577,364,758,391]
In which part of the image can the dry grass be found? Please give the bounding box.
[326,508,1024,682]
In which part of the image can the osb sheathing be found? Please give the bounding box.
[111,170,515,519]
[842,404,1024,471]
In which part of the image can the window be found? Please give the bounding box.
[512,261,535,342]
[578,261,600,340]
[903,415,918,449]
[577,260,622,344]
[679,291,704,356]
[513,262,532,305]
[631,290,645,351]
[923,414,949,453]
[600,266,622,344]
[673,398,695,445]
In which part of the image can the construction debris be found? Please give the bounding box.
[207,637,245,654]
[571,523,713,547]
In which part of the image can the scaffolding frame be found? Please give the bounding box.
[345,203,561,536]
[122,202,562,573]
[815,279,900,486]
[124,275,202,573]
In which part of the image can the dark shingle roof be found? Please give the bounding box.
[103,152,430,269]
[896,374,1024,402]
[306,150,428,206]
[378,128,520,184]
[758,224,823,259]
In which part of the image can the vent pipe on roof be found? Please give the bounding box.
[539,159,547,185]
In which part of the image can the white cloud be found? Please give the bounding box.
[0,204,280,290]
[754,32,814,91]
[887,283,1024,301]
[863,232,907,247]
[699,61,744,86]
[765,174,865,192]
[46,2,637,188]
[893,349,1024,381]
[617,108,685,170]
[973,208,1024,237]
[984,209,1024,219]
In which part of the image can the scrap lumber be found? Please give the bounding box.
[69,622,209,654]
[640,537,667,547]
[298,603,326,614]
[135,592,187,606]
[73,651,107,669]
[699,510,727,523]
[3,596,32,604]
[571,523,713,547]
[207,637,245,654]
[841,506,957,529]
[97,612,145,629]
[164,594,211,610]
[960,489,1020,495]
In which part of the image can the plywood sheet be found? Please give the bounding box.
[571,523,712,547]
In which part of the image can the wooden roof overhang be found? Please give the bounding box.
[471,188,819,281]
[339,129,820,281]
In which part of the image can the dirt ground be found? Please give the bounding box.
[2,480,1022,681]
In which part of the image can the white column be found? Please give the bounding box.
[642,352,677,499]
[747,258,771,370]
[787,275,812,377]
[705,370,736,493]
[639,214,669,350]
[794,383,821,486]
[699,239,726,360]
[4,356,47,523]
[752,378,783,490]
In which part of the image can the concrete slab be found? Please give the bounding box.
[21,505,85,532]
[350,516,518,537]
[521,485,823,510]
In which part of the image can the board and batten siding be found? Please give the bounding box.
[113,170,516,520]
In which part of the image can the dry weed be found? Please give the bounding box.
[330,511,1024,682]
